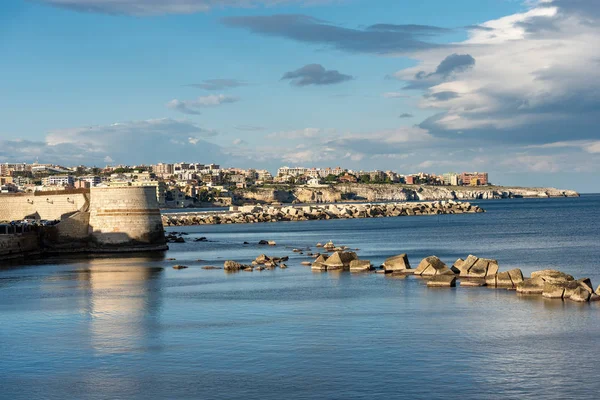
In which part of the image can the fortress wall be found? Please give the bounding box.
[0,191,88,222]
[0,234,40,259]
[88,186,166,247]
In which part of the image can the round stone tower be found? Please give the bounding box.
[88,186,167,251]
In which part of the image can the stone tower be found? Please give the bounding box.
[87,186,167,251]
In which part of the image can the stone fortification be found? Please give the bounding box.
[0,189,88,222]
[0,233,40,260]
[163,200,484,226]
[0,187,167,259]
[87,186,166,249]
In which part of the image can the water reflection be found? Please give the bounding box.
[72,257,164,354]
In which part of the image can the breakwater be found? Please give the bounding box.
[210,241,600,302]
[162,200,484,226]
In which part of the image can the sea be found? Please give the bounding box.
[1,194,599,399]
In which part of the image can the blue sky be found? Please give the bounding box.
[1,0,599,192]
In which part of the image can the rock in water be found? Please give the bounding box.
[349,260,372,272]
[427,275,456,287]
[516,276,547,294]
[451,254,498,278]
[382,254,411,272]
[570,286,591,302]
[323,251,358,270]
[173,265,188,270]
[414,256,454,276]
[224,260,244,271]
[531,269,574,284]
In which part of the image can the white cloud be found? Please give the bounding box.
[394,2,600,146]
[527,140,600,154]
[2,118,224,165]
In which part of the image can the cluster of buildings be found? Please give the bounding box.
[0,161,490,207]
[276,166,489,187]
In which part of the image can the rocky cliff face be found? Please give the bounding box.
[233,184,578,204]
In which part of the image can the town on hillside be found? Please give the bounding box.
[0,162,489,208]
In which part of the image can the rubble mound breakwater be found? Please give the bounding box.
[162,201,485,226]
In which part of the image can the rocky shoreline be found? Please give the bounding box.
[162,200,484,226]
[232,184,579,204]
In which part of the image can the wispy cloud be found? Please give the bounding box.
[186,79,247,91]
[36,0,336,16]
[167,94,239,114]
[281,64,353,86]
[222,14,449,55]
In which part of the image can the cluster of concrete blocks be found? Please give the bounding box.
[306,247,600,303]
[163,201,485,226]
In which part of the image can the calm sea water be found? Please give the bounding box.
[1,195,599,399]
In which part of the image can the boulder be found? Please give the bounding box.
[508,269,524,285]
[301,261,312,266]
[531,269,574,284]
[258,240,269,245]
[311,263,327,271]
[224,260,244,271]
[268,241,277,246]
[491,269,523,289]
[382,254,411,272]
[349,260,372,272]
[563,279,594,299]
[542,282,566,299]
[516,276,546,294]
[324,241,336,250]
[427,275,456,287]
[173,265,188,270]
[496,271,513,288]
[569,287,591,302]
[323,251,358,269]
[254,254,271,265]
[414,256,454,276]
[452,255,499,278]
[280,263,288,269]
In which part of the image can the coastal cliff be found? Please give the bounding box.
[232,184,579,204]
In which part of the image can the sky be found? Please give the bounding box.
[0,0,599,192]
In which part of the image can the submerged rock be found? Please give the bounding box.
[427,275,456,287]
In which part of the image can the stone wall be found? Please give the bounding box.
[88,186,166,249]
[0,233,40,259]
[0,190,89,222]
